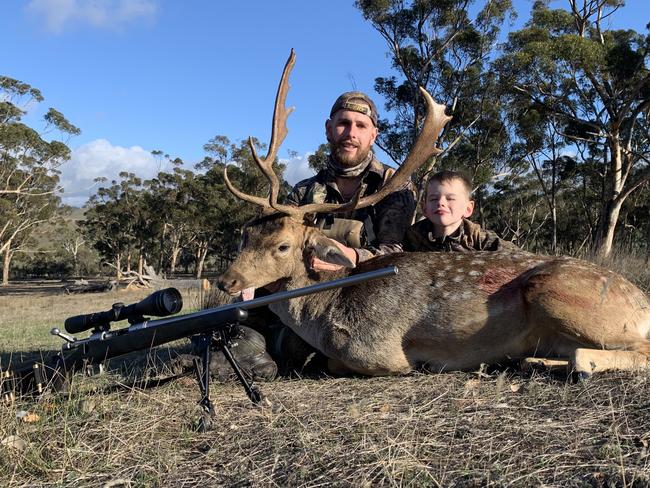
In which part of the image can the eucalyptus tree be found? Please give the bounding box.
[307,143,329,172]
[355,0,515,207]
[497,0,650,257]
[0,76,79,284]
[82,173,146,278]
[145,166,196,275]
[198,135,289,275]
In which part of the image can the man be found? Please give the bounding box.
[405,170,518,252]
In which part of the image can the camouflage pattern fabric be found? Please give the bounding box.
[286,155,416,262]
[404,217,519,252]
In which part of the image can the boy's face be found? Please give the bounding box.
[423,178,475,234]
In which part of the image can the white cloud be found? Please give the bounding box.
[281,154,316,186]
[60,138,160,206]
[60,142,317,207]
[26,0,157,33]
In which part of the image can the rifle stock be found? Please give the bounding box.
[1,266,397,401]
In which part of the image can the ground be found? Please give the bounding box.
[1,282,650,487]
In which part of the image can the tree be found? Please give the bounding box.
[82,173,146,279]
[355,0,515,204]
[0,76,79,284]
[144,164,196,275]
[308,143,329,172]
[497,0,650,257]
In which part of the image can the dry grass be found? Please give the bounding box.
[3,370,650,487]
[1,284,650,487]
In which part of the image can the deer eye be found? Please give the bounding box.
[278,243,290,253]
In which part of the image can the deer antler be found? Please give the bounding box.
[225,51,451,220]
[223,49,297,212]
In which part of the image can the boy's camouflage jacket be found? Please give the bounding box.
[404,217,519,252]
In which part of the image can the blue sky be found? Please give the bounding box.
[2,0,648,206]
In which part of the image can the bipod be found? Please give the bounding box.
[192,308,263,431]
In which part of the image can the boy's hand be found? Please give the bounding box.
[310,240,358,271]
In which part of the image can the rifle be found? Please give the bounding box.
[1,266,397,430]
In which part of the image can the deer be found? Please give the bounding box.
[217,50,650,377]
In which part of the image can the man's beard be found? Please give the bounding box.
[330,139,372,167]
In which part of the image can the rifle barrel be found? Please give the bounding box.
[179,265,399,318]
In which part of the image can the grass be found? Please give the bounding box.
[1,280,650,487]
[3,367,650,486]
[581,247,650,294]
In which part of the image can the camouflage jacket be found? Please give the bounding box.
[404,218,519,252]
[286,155,416,262]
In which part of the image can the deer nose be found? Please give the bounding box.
[216,272,243,293]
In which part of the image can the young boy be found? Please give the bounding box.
[404,170,517,252]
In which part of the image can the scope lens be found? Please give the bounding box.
[161,288,183,315]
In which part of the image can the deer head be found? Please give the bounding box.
[218,50,451,297]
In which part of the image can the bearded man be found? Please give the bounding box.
[287,91,417,266]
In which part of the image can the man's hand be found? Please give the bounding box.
[310,240,358,271]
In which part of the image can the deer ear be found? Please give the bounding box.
[307,234,356,268]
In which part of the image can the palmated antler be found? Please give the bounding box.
[224,51,452,220]
[352,88,451,209]
[223,49,297,211]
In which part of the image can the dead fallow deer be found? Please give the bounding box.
[218,50,650,377]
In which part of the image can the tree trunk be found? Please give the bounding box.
[550,151,557,255]
[116,253,122,280]
[2,240,11,286]
[594,198,624,258]
[551,206,557,255]
[72,251,79,276]
[195,242,208,279]
[594,141,626,259]
[170,245,181,275]
[158,224,167,273]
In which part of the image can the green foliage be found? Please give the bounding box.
[495,0,650,256]
[356,0,515,198]
[44,108,81,136]
[81,135,291,279]
[308,143,329,172]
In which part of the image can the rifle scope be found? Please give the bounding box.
[64,287,183,334]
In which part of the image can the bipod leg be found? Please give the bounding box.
[192,333,215,432]
[216,328,263,405]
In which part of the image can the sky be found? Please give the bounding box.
[2,0,649,206]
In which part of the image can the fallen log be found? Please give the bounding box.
[64,280,117,294]
[149,277,211,291]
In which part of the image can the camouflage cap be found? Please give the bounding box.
[329,91,378,126]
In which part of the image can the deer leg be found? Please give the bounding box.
[571,348,650,376]
[327,357,354,376]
